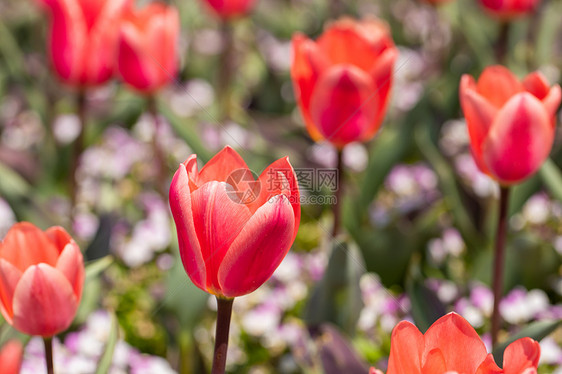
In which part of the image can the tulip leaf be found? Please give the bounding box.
[0,162,30,200]
[492,319,562,364]
[539,158,562,202]
[304,238,365,335]
[407,277,446,333]
[317,324,370,374]
[85,256,114,280]
[94,312,119,374]
[508,175,540,216]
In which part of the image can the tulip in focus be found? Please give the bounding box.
[460,65,561,185]
[370,313,540,374]
[200,0,258,20]
[117,2,180,93]
[0,340,24,374]
[479,0,540,19]
[291,18,398,149]
[36,0,130,87]
[169,146,300,298]
[0,223,84,337]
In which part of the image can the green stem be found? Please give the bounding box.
[211,297,234,374]
[491,186,510,346]
[43,337,54,374]
[70,90,86,210]
[495,21,510,64]
[218,21,234,121]
[147,97,167,198]
[332,149,344,237]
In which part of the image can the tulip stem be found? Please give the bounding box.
[147,97,168,198]
[332,149,344,237]
[43,337,54,374]
[218,21,235,121]
[70,90,87,211]
[491,186,510,346]
[211,297,234,374]
[495,21,510,64]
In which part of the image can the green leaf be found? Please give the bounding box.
[94,312,119,374]
[492,319,562,364]
[0,162,30,200]
[539,158,562,202]
[85,256,114,280]
[407,277,446,333]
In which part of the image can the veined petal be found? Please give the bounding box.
[218,195,295,298]
[169,164,206,292]
[0,259,23,323]
[423,313,488,374]
[45,226,73,254]
[0,222,59,271]
[55,243,84,299]
[502,337,540,374]
[483,93,553,184]
[386,321,424,374]
[190,181,252,295]
[422,349,447,373]
[12,264,78,337]
[310,65,376,148]
[475,354,503,374]
[198,146,251,185]
[476,65,523,108]
[182,154,200,191]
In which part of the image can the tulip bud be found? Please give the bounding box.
[117,2,180,94]
[0,223,84,337]
[169,146,300,298]
[291,18,398,149]
[479,0,540,19]
[200,0,258,20]
[460,65,561,185]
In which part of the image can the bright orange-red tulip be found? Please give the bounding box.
[460,66,561,185]
[371,313,540,374]
[479,0,540,19]
[200,0,257,20]
[117,2,179,94]
[291,18,398,149]
[169,146,300,298]
[36,0,130,87]
[0,223,84,337]
[0,340,23,374]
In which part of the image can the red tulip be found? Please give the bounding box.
[0,340,23,374]
[117,2,180,94]
[371,313,540,374]
[291,18,398,149]
[37,0,130,87]
[201,0,257,20]
[479,0,540,19]
[169,146,300,298]
[460,65,561,185]
[0,223,84,337]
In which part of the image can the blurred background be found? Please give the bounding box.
[1,0,562,372]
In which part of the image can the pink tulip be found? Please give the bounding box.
[36,0,130,87]
[479,0,540,19]
[169,146,300,298]
[0,223,84,337]
[0,340,23,374]
[460,65,561,185]
[117,2,180,94]
[201,0,258,20]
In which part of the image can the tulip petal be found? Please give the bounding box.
[483,93,553,184]
[310,65,376,148]
[291,34,325,141]
[386,321,424,374]
[421,348,447,373]
[45,226,73,254]
[198,146,251,185]
[218,194,295,297]
[423,313,488,373]
[460,75,498,175]
[362,47,399,141]
[502,337,540,374]
[0,259,22,323]
[169,164,206,292]
[541,84,562,122]
[251,157,300,239]
[55,243,84,299]
[475,354,503,374]
[182,154,200,191]
[0,222,59,271]
[190,181,252,295]
[12,264,78,337]
[118,23,157,91]
[522,72,551,100]
[476,65,523,108]
[0,340,23,374]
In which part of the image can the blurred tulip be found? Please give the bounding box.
[117,2,179,93]
[0,340,23,374]
[169,146,300,298]
[371,313,540,374]
[291,18,398,149]
[0,223,84,337]
[200,0,257,20]
[479,0,540,19]
[36,0,130,87]
[460,65,561,185]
